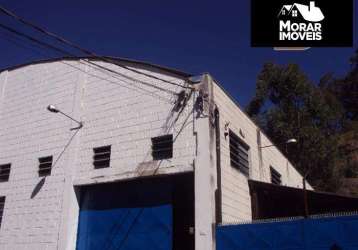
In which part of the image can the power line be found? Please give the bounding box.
[0,22,70,56]
[0,21,179,95]
[0,22,183,104]
[0,6,195,247]
[0,5,194,90]
[0,28,175,104]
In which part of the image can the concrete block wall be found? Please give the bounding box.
[0,58,307,248]
[260,133,304,188]
[0,59,197,249]
[0,61,81,250]
[212,80,305,223]
[74,61,196,185]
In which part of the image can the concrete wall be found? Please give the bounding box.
[0,62,80,250]
[0,59,309,249]
[212,80,306,223]
[0,59,196,250]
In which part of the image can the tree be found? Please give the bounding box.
[319,50,358,181]
[247,63,344,191]
[320,50,358,125]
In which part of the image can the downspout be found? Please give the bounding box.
[257,128,264,180]
[214,107,222,224]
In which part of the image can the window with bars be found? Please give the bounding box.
[0,164,11,182]
[0,196,4,228]
[151,134,173,160]
[38,156,53,177]
[93,145,111,169]
[292,10,298,17]
[270,166,282,185]
[229,130,250,176]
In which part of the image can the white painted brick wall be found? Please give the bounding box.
[0,61,80,250]
[213,81,306,223]
[0,59,196,249]
[74,61,196,184]
[0,58,308,248]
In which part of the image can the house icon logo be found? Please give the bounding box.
[278,1,324,41]
[251,0,353,47]
[278,1,324,22]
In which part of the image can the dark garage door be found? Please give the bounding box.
[76,174,194,250]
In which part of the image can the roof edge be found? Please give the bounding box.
[0,56,193,78]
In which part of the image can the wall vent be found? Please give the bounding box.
[0,164,11,182]
[93,145,111,169]
[38,156,53,177]
[151,134,173,160]
[229,130,250,176]
[270,166,282,185]
[0,196,5,228]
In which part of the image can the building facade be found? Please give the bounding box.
[0,57,306,250]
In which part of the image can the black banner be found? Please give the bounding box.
[251,0,353,47]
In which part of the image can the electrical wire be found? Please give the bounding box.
[0,5,194,90]
[0,21,180,97]
[0,27,175,104]
[0,6,197,247]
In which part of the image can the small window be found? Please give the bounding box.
[151,134,173,160]
[93,145,111,169]
[292,10,298,17]
[38,156,53,177]
[270,166,282,185]
[229,130,250,176]
[0,164,11,182]
[0,196,5,228]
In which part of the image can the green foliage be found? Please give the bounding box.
[320,50,358,184]
[247,62,345,191]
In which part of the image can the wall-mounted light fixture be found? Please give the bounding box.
[260,138,297,149]
[47,104,83,130]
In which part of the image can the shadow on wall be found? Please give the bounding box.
[31,177,46,199]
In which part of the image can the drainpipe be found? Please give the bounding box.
[214,107,222,224]
[257,128,264,180]
[303,175,309,218]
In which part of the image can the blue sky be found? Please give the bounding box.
[0,0,356,106]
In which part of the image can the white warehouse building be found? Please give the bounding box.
[0,57,306,250]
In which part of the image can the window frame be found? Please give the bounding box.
[0,163,11,182]
[93,145,111,169]
[270,166,282,185]
[38,156,53,177]
[0,196,5,228]
[151,134,173,160]
[229,130,250,176]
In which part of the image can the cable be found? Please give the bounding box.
[0,22,178,96]
[0,25,176,103]
[0,8,196,246]
[0,22,68,56]
[0,5,194,90]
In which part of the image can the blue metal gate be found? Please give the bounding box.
[76,180,173,250]
[216,215,358,250]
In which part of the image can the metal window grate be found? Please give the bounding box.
[0,164,11,182]
[93,145,111,169]
[229,130,250,176]
[270,166,282,185]
[38,156,53,177]
[0,196,5,228]
[151,134,173,160]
